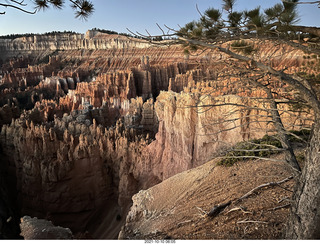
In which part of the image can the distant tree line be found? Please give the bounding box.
[0,28,177,41]
[91,27,145,39]
[91,28,177,41]
[0,30,78,40]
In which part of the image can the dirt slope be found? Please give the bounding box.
[120,153,297,239]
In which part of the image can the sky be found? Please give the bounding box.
[0,0,319,36]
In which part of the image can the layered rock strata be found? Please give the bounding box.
[0,31,318,239]
[0,30,150,61]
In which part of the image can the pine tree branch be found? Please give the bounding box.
[282,0,320,4]
[0,3,36,14]
[177,37,320,116]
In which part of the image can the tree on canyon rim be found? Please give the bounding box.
[130,0,320,239]
[0,0,94,19]
[175,0,320,239]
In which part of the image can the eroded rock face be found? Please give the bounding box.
[140,88,313,181]
[0,31,151,61]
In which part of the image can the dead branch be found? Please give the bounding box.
[237,220,268,224]
[156,23,166,36]
[278,197,290,203]
[207,201,231,218]
[235,176,294,203]
[275,184,294,193]
[200,176,293,221]
[230,148,286,153]
[177,220,192,227]
[196,4,204,18]
[182,102,303,113]
[282,1,320,5]
[286,131,309,144]
[227,206,253,215]
[195,206,208,217]
[244,141,281,150]
[267,203,291,211]
[216,156,286,163]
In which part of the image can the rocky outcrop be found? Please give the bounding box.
[119,155,295,240]
[20,216,73,240]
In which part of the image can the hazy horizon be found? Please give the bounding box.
[0,0,319,37]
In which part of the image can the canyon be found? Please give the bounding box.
[0,30,317,239]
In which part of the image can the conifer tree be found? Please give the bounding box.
[0,0,94,19]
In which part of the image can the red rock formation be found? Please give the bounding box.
[57,61,194,113]
[0,33,318,240]
[137,85,313,181]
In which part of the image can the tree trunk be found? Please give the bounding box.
[247,78,301,172]
[265,91,301,172]
[285,119,320,239]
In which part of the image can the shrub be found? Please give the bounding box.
[231,40,256,55]
[217,130,310,167]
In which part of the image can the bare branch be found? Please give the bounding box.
[267,203,291,211]
[237,220,269,224]
[216,156,287,163]
[0,3,36,14]
[282,0,320,5]
[195,206,208,216]
[236,176,294,203]
[156,23,166,36]
[227,206,253,215]
[177,37,320,115]
[196,4,204,18]
[9,0,27,6]
[230,148,286,153]
[207,201,231,218]
[0,0,94,18]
